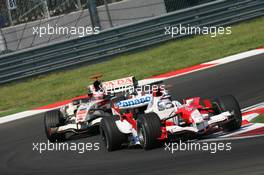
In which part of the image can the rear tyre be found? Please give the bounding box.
[100,116,127,151]
[213,95,242,131]
[44,110,65,142]
[137,113,162,150]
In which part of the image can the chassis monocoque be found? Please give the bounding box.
[100,92,242,151]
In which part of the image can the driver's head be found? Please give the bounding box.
[93,80,102,92]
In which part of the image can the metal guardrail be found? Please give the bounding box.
[0,0,263,84]
[164,0,215,12]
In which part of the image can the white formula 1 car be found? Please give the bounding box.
[44,76,137,142]
[100,90,242,151]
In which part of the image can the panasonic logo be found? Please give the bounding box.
[116,95,152,108]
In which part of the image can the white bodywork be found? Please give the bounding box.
[114,94,233,142]
[55,99,106,133]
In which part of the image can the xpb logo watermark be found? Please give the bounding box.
[32,141,100,154]
[164,141,232,154]
[32,24,100,38]
[165,24,232,38]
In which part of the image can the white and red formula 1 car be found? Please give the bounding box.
[100,90,242,151]
[44,76,137,142]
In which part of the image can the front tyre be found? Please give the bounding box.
[137,113,162,150]
[44,110,65,142]
[214,95,242,131]
[100,115,127,151]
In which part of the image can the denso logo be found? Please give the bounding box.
[116,95,152,108]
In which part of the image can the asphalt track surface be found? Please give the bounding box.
[0,53,264,175]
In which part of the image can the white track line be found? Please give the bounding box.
[242,102,264,112]
[205,49,264,65]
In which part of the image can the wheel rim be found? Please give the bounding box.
[235,114,242,125]
[138,126,146,147]
[101,128,109,148]
[231,109,242,124]
[106,135,110,150]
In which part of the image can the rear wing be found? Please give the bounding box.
[89,76,137,95]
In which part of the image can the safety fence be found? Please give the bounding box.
[0,0,166,51]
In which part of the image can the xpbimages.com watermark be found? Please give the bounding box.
[32,24,100,38]
[164,141,232,154]
[101,84,166,95]
[32,141,100,154]
[165,24,232,38]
